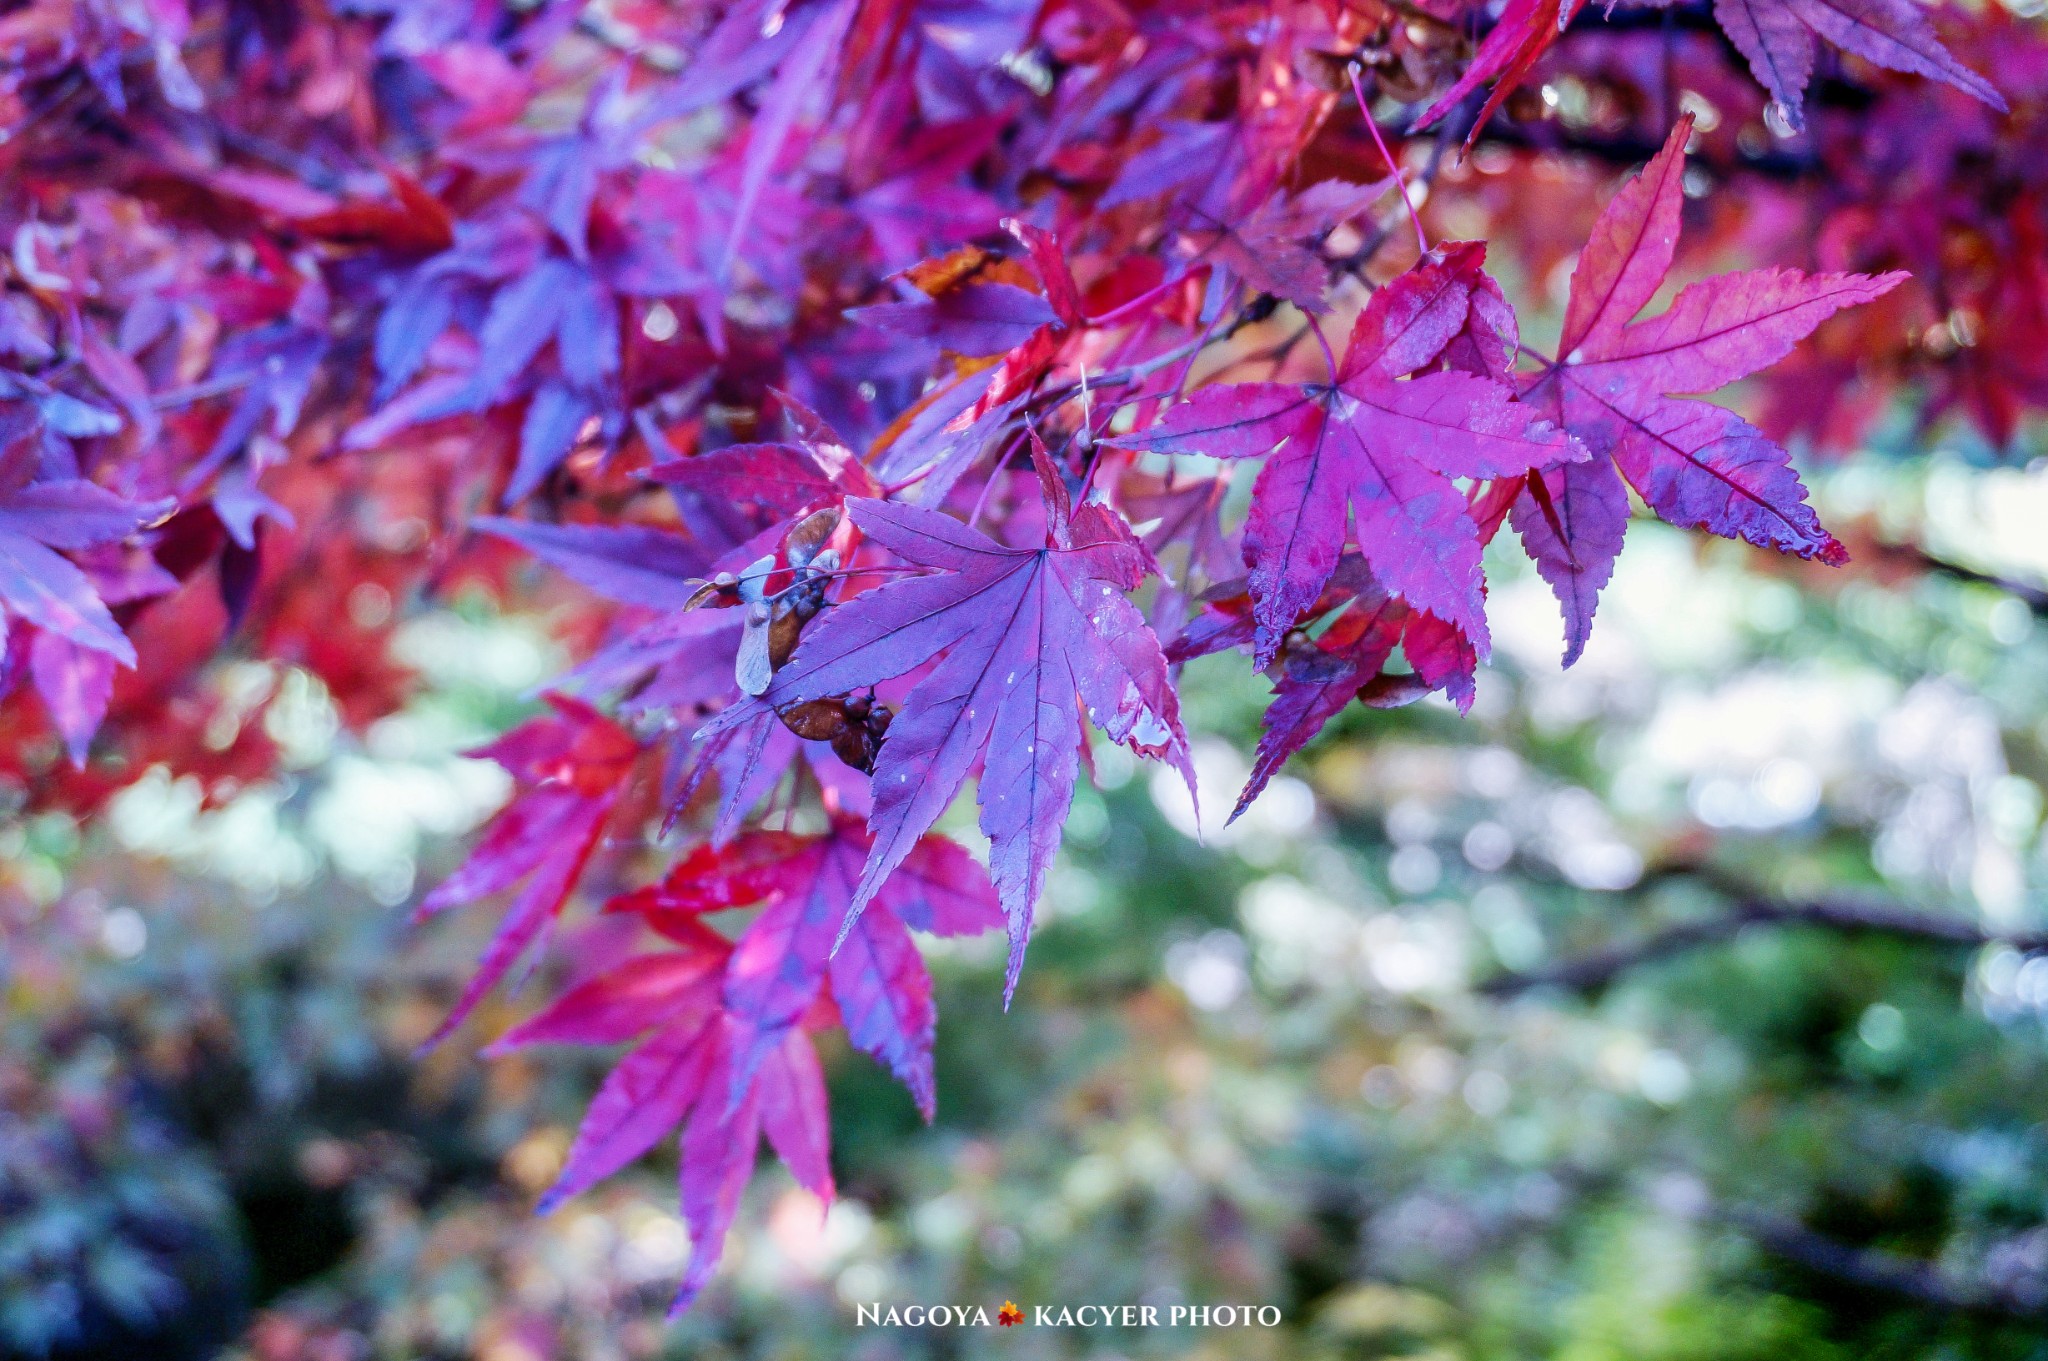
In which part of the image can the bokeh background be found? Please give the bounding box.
[9,425,2048,1360]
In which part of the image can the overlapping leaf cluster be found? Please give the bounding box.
[0,0,2039,1316]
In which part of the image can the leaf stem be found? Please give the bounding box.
[1350,69,1429,258]
[1308,316,1339,383]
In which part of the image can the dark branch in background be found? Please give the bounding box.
[1723,1205,2048,1319]
[1480,894,2048,996]
[1465,118,1819,181]
[1862,537,2048,617]
[1390,0,1913,183]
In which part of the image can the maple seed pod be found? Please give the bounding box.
[830,727,874,771]
[792,548,840,621]
[777,699,851,742]
[785,507,841,570]
[1297,47,1355,94]
[767,605,807,671]
[681,571,741,611]
[735,599,776,696]
[1359,672,1431,709]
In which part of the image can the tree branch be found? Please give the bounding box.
[1480,895,2048,997]
[1724,1205,2048,1319]
[1859,537,2048,616]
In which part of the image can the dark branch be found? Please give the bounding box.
[1481,895,2048,997]
[1725,1205,2048,1319]
[1860,537,2048,616]
[1463,118,1819,181]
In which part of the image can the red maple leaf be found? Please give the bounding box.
[764,465,1190,999]
[1510,115,1906,663]
[1113,244,1581,669]
[487,915,829,1317]
[489,818,996,1314]
[612,815,1001,1117]
[413,695,640,1048]
[1415,0,2001,141]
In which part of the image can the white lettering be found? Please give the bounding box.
[1257,1306,1281,1325]
[857,1305,879,1327]
[1141,1305,1160,1325]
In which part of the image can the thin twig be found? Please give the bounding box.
[1336,99,1465,275]
[1350,69,1428,256]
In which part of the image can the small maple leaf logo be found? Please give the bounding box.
[997,1301,1024,1327]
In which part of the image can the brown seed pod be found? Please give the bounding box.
[767,604,807,671]
[681,571,741,611]
[830,725,879,772]
[776,699,850,742]
[785,507,840,569]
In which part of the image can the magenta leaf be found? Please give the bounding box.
[29,630,117,767]
[671,1030,762,1317]
[539,1015,722,1213]
[1117,258,1577,669]
[474,517,712,611]
[1518,116,1904,647]
[1235,586,1407,819]
[414,699,638,1047]
[1508,461,1633,667]
[757,1029,834,1201]
[765,496,1190,998]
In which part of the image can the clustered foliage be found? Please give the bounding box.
[1,0,2041,1316]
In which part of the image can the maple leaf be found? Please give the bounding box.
[646,436,878,535]
[852,284,1060,359]
[1513,115,1906,663]
[11,0,2046,1326]
[1236,573,1410,819]
[0,477,169,667]
[764,484,1191,1000]
[0,470,172,763]
[1182,557,1472,817]
[1705,0,2004,128]
[1178,177,1395,313]
[475,518,713,611]
[489,818,994,1315]
[487,917,833,1316]
[1419,0,2002,139]
[1116,468,1239,597]
[1115,245,1582,669]
[846,108,1008,268]
[413,695,639,1047]
[28,632,118,769]
[612,816,1001,1117]
[293,170,456,255]
[1414,0,1591,147]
